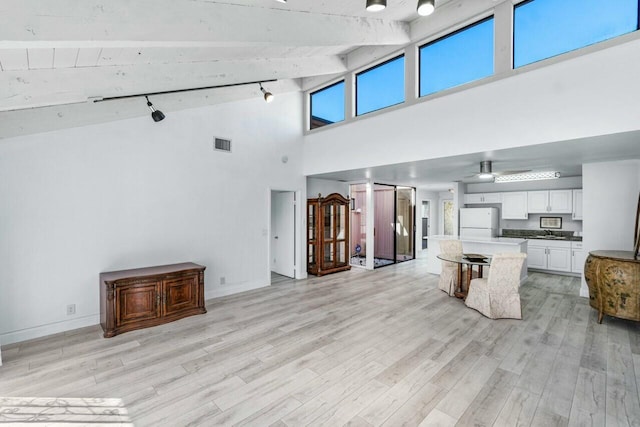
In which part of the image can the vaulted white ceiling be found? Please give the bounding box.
[1,0,502,138]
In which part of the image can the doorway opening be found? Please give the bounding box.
[421,200,430,250]
[270,190,296,281]
[350,183,367,267]
[442,199,455,236]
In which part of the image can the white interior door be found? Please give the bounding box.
[272,191,295,278]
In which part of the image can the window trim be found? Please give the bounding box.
[355,54,406,117]
[309,79,346,130]
[418,15,495,98]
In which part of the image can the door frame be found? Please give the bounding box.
[268,188,303,284]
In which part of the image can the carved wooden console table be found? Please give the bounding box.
[584,250,640,324]
[100,262,206,337]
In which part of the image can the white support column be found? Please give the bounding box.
[494,0,514,76]
[452,182,464,237]
[404,44,418,105]
[344,71,355,121]
[365,180,375,270]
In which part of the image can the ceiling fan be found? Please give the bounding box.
[464,161,531,181]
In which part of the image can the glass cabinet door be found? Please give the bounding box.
[308,204,316,241]
[336,203,347,266]
[323,205,334,240]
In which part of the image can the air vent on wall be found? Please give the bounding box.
[213,137,232,152]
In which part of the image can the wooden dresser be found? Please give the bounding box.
[100,262,206,338]
[584,250,640,324]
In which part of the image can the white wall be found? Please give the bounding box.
[306,177,349,200]
[303,37,640,176]
[0,92,306,345]
[582,159,640,296]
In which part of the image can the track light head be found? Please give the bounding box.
[259,84,274,103]
[366,0,386,12]
[417,0,435,16]
[145,96,165,122]
[151,110,166,122]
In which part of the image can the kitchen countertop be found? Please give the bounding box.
[501,235,583,242]
[501,229,582,242]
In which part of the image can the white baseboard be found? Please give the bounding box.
[205,281,269,300]
[1,283,270,347]
[1,314,100,346]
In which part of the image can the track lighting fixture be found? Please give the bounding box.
[417,0,435,16]
[145,96,165,122]
[366,0,386,12]
[259,83,274,103]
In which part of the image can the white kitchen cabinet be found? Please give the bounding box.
[571,241,586,273]
[527,239,572,272]
[549,190,573,213]
[527,191,549,213]
[572,189,583,220]
[527,190,573,214]
[527,244,548,269]
[464,193,501,204]
[501,192,528,219]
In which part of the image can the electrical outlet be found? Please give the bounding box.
[220,276,226,285]
[66,304,76,315]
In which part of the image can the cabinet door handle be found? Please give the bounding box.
[156,292,161,307]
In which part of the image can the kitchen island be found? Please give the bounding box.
[427,235,528,282]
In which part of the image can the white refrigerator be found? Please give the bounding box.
[460,207,499,239]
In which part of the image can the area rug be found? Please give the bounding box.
[0,397,132,425]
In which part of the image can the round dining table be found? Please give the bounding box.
[436,253,491,298]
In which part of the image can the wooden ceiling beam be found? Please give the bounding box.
[0,55,346,111]
[0,1,410,49]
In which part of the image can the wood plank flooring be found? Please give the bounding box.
[1,259,640,426]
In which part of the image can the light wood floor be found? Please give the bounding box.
[2,260,640,426]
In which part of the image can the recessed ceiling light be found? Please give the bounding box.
[366,0,386,12]
[417,0,435,16]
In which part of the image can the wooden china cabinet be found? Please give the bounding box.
[307,193,351,276]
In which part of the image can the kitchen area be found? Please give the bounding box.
[426,183,585,281]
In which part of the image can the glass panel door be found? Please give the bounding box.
[395,187,415,263]
[374,184,395,268]
[350,183,367,267]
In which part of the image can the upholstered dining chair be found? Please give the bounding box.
[438,239,464,296]
[465,252,527,319]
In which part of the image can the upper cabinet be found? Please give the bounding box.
[572,189,583,220]
[464,192,501,204]
[527,190,573,214]
[501,192,528,219]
